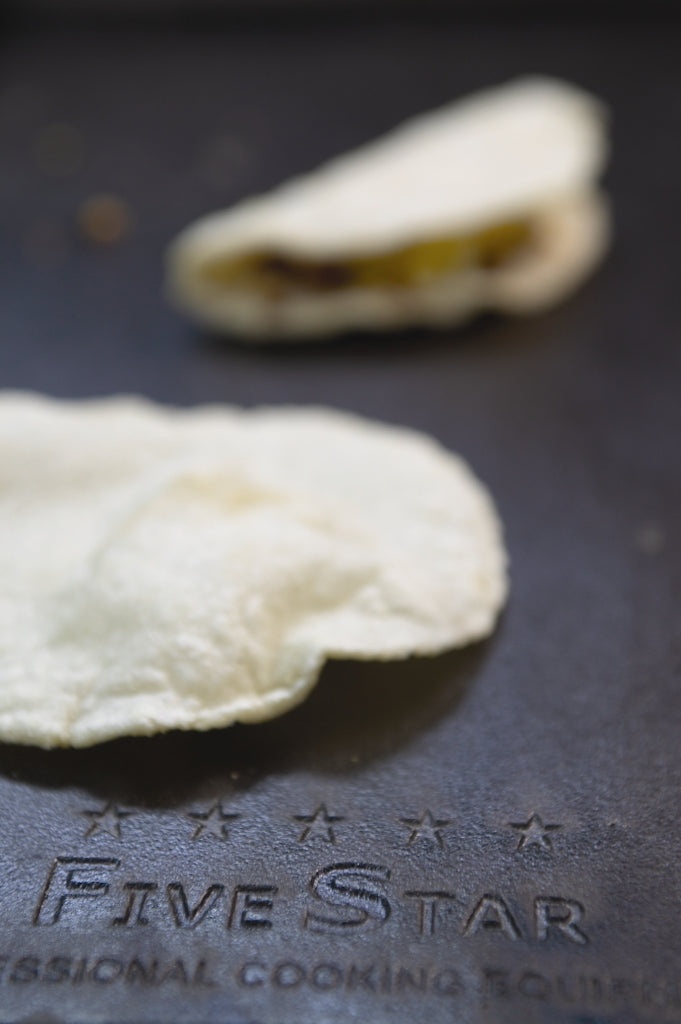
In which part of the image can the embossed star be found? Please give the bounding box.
[400,810,451,848]
[510,813,561,852]
[82,802,134,840]
[188,803,240,841]
[295,804,344,843]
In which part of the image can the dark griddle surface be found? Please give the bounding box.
[0,14,680,1024]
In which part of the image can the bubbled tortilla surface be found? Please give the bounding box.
[0,394,507,747]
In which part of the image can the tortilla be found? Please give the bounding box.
[0,393,507,748]
[167,77,609,340]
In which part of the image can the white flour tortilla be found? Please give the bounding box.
[167,77,609,339]
[0,394,507,748]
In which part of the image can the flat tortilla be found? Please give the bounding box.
[167,77,609,339]
[0,394,507,748]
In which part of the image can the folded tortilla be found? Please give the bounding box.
[167,77,609,340]
[0,393,507,747]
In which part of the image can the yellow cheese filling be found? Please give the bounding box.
[200,220,532,295]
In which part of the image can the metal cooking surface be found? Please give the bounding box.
[0,14,680,1024]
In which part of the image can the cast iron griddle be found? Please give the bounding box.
[0,11,680,1023]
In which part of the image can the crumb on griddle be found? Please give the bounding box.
[77,194,133,246]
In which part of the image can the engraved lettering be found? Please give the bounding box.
[610,977,635,1001]
[72,957,87,984]
[664,982,681,1009]
[555,975,577,1003]
[273,962,305,988]
[432,969,463,996]
[228,886,277,929]
[347,964,378,992]
[474,969,681,1011]
[33,857,120,925]
[10,957,39,983]
[464,896,520,940]
[641,979,657,1006]
[238,962,266,987]
[311,963,343,990]
[305,863,391,932]
[30,954,681,1008]
[583,975,603,1002]
[159,960,189,985]
[534,897,588,945]
[395,966,427,992]
[112,882,157,926]
[518,971,550,1000]
[483,968,510,999]
[91,959,124,984]
[126,959,158,984]
[166,883,224,928]
[43,957,72,983]
[193,960,215,987]
[0,956,217,989]
[404,890,455,936]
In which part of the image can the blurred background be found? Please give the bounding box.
[1,0,678,404]
[4,0,679,14]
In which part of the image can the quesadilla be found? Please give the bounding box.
[167,77,609,339]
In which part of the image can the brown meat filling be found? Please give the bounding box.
[200,220,532,295]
